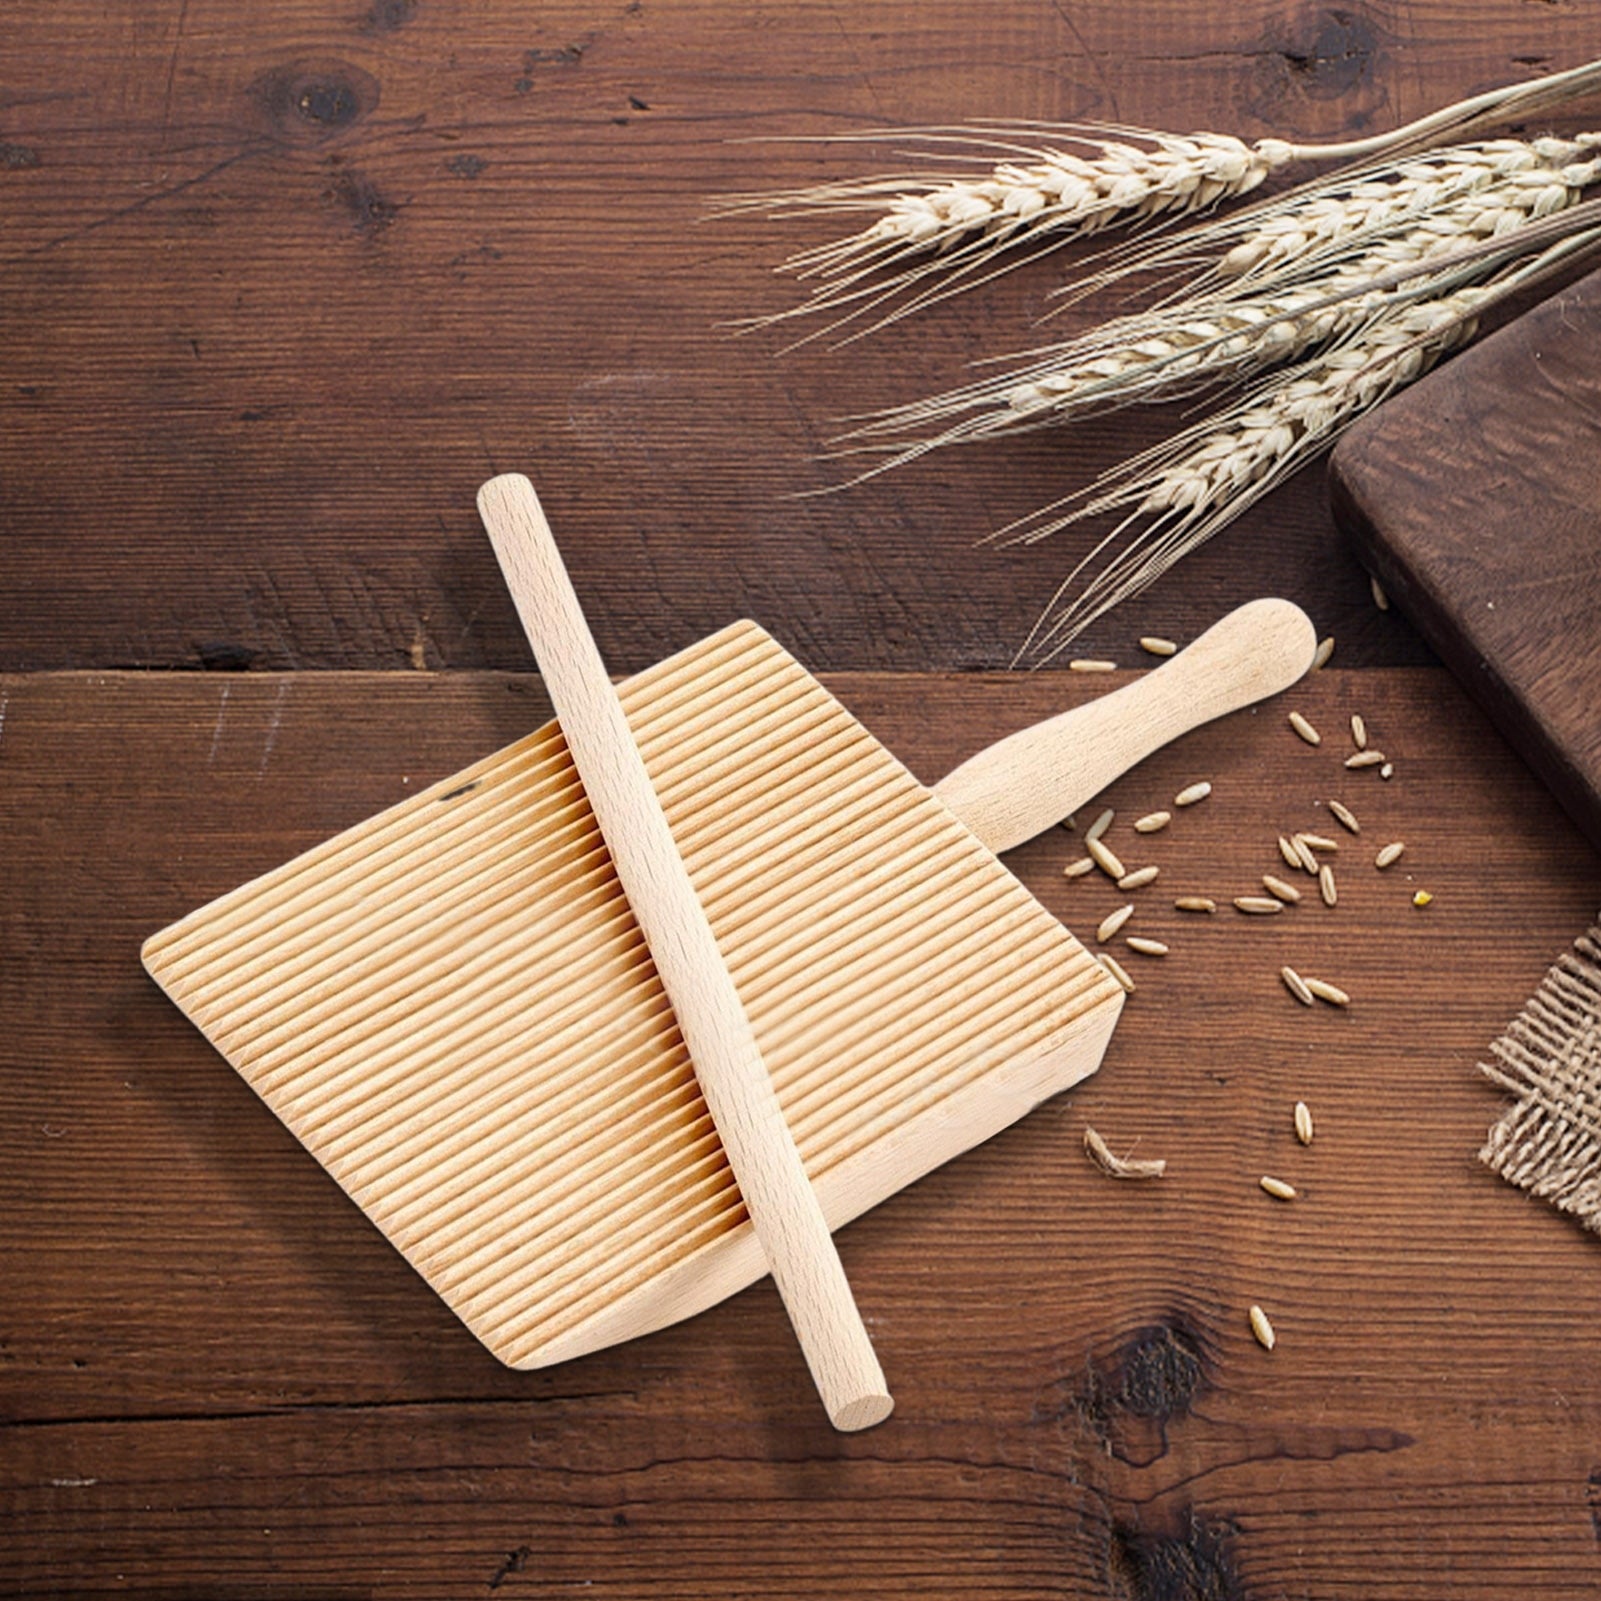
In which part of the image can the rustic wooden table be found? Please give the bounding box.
[4,5,1600,1596]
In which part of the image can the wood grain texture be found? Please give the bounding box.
[1330,265,1601,854]
[5,1,1594,674]
[5,666,1601,1596]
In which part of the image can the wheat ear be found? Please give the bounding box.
[1009,225,1601,666]
[719,58,1601,340]
[830,140,1601,465]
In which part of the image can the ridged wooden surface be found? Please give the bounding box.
[141,623,1118,1367]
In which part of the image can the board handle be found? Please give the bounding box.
[933,598,1318,854]
[477,474,892,1433]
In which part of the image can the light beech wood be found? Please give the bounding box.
[932,598,1317,852]
[141,588,1311,1381]
[476,474,889,1432]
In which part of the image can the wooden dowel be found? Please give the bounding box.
[477,473,892,1432]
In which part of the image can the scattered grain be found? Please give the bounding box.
[1140,636,1178,656]
[1263,873,1302,904]
[1380,762,1394,780]
[1313,635,1335,671]
[1350,713,1368,750]
[1278,835,1303,870]
[1375,841,1406,869]
[1292,835,1320,874]
[1098,952,1136,993]
[1345,750,1386,769]
[1249,1304,1276,1351]
[1118,865,1160,890]
[1235,896,1285,915]
[1294,1100,1314,1145]
[1328,799,1361,834]
[1087,836,1127,880]
[1086,808,1115,842]
[1300,833,1339,853]
[1174,781,1212,807]
[1126,936,1169,956]
[1097,904,1135,943]
[1084,1125,1165,1179]
[1289,710,1321,745]
[1133,810,1171,833]
[1174,896,1217,913]
[1281,965,1315,1006]
[1060,814,1077,832]
[1370,573,1390,611]
[1064,856,1097,878]
[1070,659,1117,673]
[1319,864,1337,907]
[1305,976,1350,1007]
[1260,1175,1296,1200]
[1413,889,1434,907]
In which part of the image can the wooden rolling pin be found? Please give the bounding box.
[477,473,892,1433]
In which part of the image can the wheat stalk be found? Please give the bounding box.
[720,58,1601,341]
[830,138,1601,466]
[1007,223,1601,666]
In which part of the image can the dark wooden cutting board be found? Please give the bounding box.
[1330,266,1601,853]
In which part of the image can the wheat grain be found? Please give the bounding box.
[1278,834,1304,870]
[1118,866,1160,890]
[1140,636,1178,655]
[1175,896,1216,912]
[1264,874,1303,903]
[1086,808,1115,842]
[1319,863,1338,906]
[1345,750,1387,769]
[1134,810,1171,833]
[1175,781,1212,807]
[1376,841,1406,868]
[1249,1304,1277,1350]
[1235,896,1285,915]
[1314,636,1335,670]
[1301,832,1339,852]
[1294,1100,1315,1144]
[1260,1175,1297,1200]
[1292,835,1320,874]
[1305,976,1350,1007]
[1097,904,1135,943]
[1126,935,1169,956]
[1371,574,1391,611]
[1351,713,1368,749]
[1064,856,1097,877]
[1084,1124,1165,1178]
[1290,711,1321,745]
[1329,799,1361,833]
[1282,965,1315,1005]
[1070,658,1117,672]
[1098,952,1137,993]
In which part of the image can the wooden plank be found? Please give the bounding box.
[1331,266,1601,853]
[3,667,1600,1594]
[4,3,1587,672]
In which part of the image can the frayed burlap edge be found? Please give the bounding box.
[1480,920,1601,1236]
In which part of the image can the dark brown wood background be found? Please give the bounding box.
[4,4,1600,1597]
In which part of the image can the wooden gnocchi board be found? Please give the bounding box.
[143,622,1122,1370]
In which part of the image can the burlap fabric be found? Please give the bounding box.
[1481,921,1601,1235]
